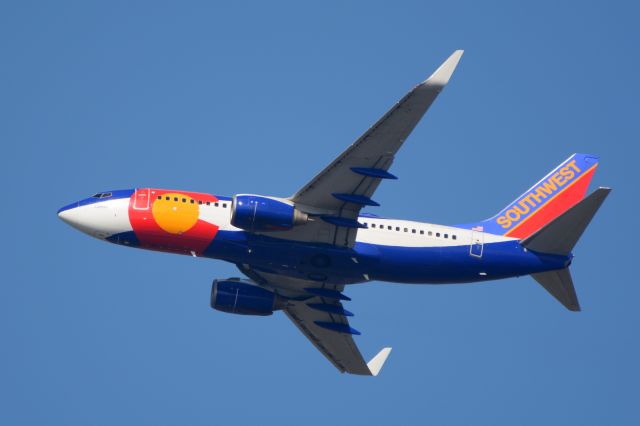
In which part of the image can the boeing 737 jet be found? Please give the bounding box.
[58,50,610,376]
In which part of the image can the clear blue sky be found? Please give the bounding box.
[2,1,638,425]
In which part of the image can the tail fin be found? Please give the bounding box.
[475,153,599,239]
[524,188,611,311]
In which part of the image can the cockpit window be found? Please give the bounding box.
[91,192,112,199]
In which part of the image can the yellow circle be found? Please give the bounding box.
[152,193,199,234]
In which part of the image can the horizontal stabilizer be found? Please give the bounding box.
[531,268,580,311]
[367,347,392,376]
[522,188,611,256]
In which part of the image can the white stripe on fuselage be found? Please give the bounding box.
[354,217,513,247]
[197,203,515,248]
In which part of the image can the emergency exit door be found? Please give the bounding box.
[470,229,484,257]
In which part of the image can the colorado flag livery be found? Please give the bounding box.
[58,51,610,376]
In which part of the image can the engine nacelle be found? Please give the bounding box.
[231,194,307,232]
[211,278,286,316]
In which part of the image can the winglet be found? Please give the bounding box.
[367,347,392,376]
[424,50,464,88]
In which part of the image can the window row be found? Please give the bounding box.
[362,222,457,240]
[157,195,228,208]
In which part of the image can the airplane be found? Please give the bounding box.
[57,50,610,376]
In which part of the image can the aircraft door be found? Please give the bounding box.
[470,229,484,257]
[133,188,150,210]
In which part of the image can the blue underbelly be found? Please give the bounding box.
[203,232,568,285]
[364,241,567,283]
[109,230,569,285]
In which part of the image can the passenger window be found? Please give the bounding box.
[157,195,162,200]
[404,228,408,232]
[412,229,416,233]
[371,224,376,228]
[436,232,440,237]
[428,231,433,236]
[452,235,457,240]
[198,200,202,205]
[420,230,424,235]
[395,227,400,231]
[174,197,178,202]
[165,196,170,201]
[223,203,227,208]
[215,202,219,207]
[387,226,392,230]
[182,198,186,203]
[206,201,210,206]
[190,199,194,204]
[444,234,448,239]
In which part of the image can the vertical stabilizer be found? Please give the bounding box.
[469,154,599,239]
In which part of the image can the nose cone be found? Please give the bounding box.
[57,202,78,218]
[57,202,89,233]
[58,193,132,240]
[57,200,108,237]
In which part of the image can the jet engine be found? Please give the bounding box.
[210,278,287,316]
[231,194,308,232]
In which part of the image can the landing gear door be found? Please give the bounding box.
[470,229,484,258]
[133,188,150,210]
